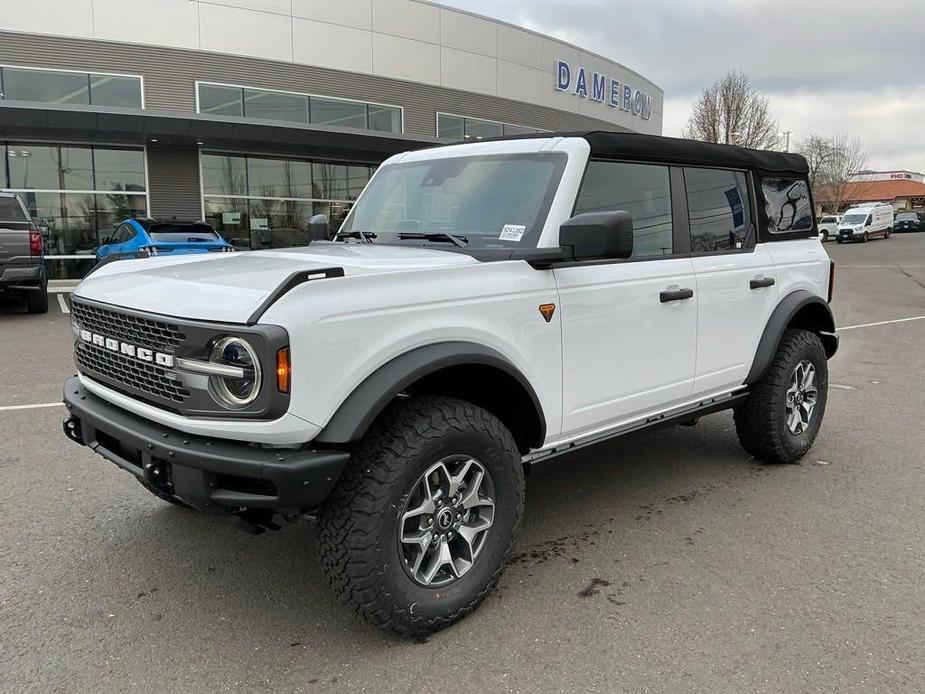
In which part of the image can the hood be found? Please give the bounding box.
[74,242,477,323]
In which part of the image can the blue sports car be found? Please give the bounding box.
[96,218,235,262]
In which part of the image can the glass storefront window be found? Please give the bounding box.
[465,118,503,140]
[312,162,347,201]
[199,84,244,117]
[247,157,313,199]
[89,74,143,108]
[244,88,308,124]
[310,97,367,130]
[201,154,247,196]
[94,148,146,192]
[60,147,94,191]
[2,142,147,278]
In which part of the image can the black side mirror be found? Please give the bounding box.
[308,214,329,241]
[559,210,634,261]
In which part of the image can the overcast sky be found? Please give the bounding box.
[440,0,925,172]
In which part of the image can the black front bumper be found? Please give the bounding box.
[62,376,349,514]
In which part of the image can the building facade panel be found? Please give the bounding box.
[0,0,664,279]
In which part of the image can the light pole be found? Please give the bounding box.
[782,130,792,152]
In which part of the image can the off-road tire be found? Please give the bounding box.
[137,479,191,508]
[318,395,524,637]
[25,283,48,314]
[734,328,828,464]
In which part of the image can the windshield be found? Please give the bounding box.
[339,153,567,249]
[841,213,868,225]
[896,213,917,221]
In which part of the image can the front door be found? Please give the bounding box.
[555,160,698,442]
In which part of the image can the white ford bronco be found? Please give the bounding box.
[62,132,837,636]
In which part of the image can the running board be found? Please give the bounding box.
[524,390,749,465]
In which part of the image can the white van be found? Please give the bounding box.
[836,203,893,243]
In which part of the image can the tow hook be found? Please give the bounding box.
[227,509,283,535]
[63,416,85,445]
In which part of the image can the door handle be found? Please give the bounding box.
[749,277,776,289]
[659,288,694,303]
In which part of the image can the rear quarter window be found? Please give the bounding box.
[763,178,813,233]
[0,197,27,222]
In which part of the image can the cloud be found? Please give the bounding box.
[439,0,925,171]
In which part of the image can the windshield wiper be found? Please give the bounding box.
[397,232,469,247]
[334,230,376,243]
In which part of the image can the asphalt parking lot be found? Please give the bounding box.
[1,236,924,693]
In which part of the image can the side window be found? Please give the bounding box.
[684,168,754,253]
[573,161,673,258]
[762,178,813,233]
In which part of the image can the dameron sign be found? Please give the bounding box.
[555,59,653,121]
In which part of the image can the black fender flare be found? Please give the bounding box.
[745,290,838,384]
[314,342,546,445]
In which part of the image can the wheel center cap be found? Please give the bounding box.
[436,508,453,530]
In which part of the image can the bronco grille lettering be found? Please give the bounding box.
[78,329,174,367]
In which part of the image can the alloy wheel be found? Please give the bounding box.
[786,360,819,435]
[398,455,495,587]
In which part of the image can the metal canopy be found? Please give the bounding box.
[0,101,439,161]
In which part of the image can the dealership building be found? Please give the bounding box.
[0,0,663,278]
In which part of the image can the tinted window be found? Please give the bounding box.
[436,114,464,140]
[199,84,243,117]
[244,88,307,124]
[685,168,753,252]
[310,97,366,129]
[820,216,836,224]
[201,154,247,195]
[367,104,401,133]
[89,74,142,108]
[574,161,674,258]
[464,119,503,140]
[2,67,89,104]
[94,148,146,192]
[0,196,27,222]
[7,144,63,189]
[148,225,219,242]
[763,178,813,233]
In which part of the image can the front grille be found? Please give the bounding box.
[71,300,186,349]
[75,341,190,403]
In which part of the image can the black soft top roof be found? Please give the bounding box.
[474,131,809,176]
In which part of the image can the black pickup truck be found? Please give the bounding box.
[0,192,47,313]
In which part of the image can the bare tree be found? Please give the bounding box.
[683,71,780,150]
[797,133,832,191]
[810,134,870,213]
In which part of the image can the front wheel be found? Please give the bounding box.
[863,231,870,242]
[319,396,524,637]
[734,329,828,464]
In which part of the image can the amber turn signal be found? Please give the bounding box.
[539,303,556,322]
[276,348,291,393]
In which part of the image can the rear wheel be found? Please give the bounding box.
[734,329,828,464]
[319,396,524,637]
[25,281,48,314]
[885,227,892,239]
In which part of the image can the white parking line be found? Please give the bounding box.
[57,294,70,314]
[837,315,925,332]
[0,402,63,412]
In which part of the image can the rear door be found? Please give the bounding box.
[0,195,31,265]
[555,160,698,441]
[686,167,779,395]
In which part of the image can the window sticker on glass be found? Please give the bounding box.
[499,224,526,242]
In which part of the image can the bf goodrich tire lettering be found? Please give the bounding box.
[318,396,524,636]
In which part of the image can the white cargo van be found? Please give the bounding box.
[836,203,893,243]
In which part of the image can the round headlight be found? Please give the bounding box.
[208,336,262,408]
